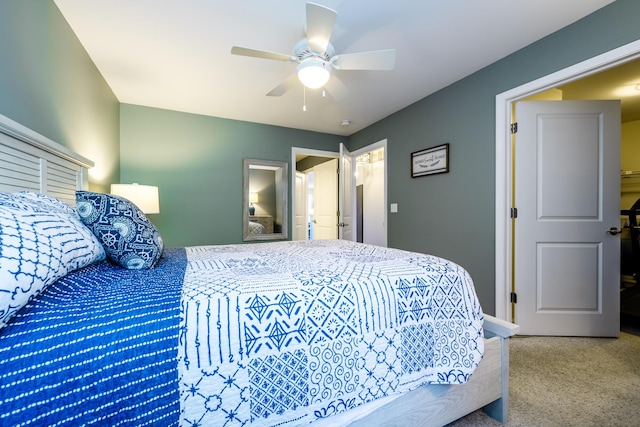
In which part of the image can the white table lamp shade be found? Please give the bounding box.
[110,183,160,214]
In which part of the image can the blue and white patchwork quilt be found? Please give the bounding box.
[0,240,483,426]
[178,240,484,427]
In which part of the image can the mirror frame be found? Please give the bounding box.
[243,158,289,241]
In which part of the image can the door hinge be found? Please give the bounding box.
[510,122,518,134]
[510,207,518,218]
[510,292,518,304]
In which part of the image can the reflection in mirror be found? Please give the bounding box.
[243,158,288,241]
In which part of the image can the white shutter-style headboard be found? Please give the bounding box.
[0,114,93,205]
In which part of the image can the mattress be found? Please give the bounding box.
[0,240,484,426]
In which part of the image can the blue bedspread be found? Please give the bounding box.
[0,248,187,426]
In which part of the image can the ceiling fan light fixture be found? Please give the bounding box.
[297,59,331,89]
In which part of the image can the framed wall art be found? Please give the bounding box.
[411,143,449,178]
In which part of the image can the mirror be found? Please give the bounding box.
[243,158,289,241]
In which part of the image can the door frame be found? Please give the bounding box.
[495,39,640,322]
[339,143,354,241]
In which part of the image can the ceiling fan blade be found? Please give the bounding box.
[267,75,299,96]
[231,46,293,62]
[305,2,337,53]
[332,49,396,70]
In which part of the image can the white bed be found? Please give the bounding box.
[0,113,519,426]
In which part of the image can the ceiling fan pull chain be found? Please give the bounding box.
[303,86,307,112]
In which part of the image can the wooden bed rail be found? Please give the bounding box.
[482,314,520,424]
[348,315,520,427]
[484,314,520,338]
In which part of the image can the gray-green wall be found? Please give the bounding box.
[0,0,119,192]
[349,0,640,313]
[3,0,640,315]
[120,104,346,247]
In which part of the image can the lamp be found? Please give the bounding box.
[297,59,331,89]
[110,183,160,214]
[249,192,258,216]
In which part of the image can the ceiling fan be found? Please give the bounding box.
[230,2,396,97]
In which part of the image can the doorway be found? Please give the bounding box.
[292,148,338,241]
[495,38,640,324]
[292,140,387,244]
[352,142,387,246]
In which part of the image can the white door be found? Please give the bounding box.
[294,171,307,240]
[515,100,620,336]
[339,143,354,241]
[313,158,338,239]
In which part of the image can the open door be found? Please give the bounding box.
[514,100,620,336]
[313,158,338,239]
[339,143,354,241]
[294,171,307,240]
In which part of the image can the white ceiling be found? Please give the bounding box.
[54,0,616,136]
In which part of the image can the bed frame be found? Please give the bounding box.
[0,114,92,202]
[0,113,520,426]
[351,315,519,426]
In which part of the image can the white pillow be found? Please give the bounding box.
[0,192,106,329]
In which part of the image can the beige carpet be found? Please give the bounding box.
[447,328,640,427]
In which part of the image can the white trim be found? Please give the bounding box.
[494,38,640,321]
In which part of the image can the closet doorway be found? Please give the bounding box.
[495,39,640,331]
[353,144,386,246]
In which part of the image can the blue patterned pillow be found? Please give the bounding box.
[0,192,106,328]
[76,191,164,270]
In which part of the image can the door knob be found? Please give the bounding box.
[607,227,621,235]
